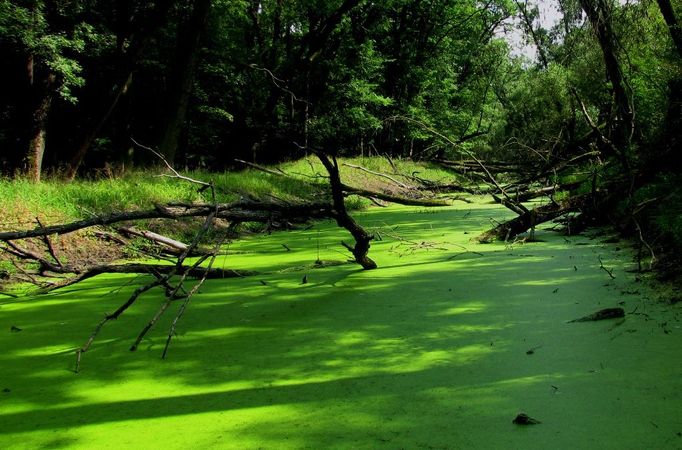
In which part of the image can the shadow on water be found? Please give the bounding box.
[0,202,680,449]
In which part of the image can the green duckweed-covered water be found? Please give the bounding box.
[1,200,680,449]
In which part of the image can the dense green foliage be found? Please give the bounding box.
[0,0,522,174]
[0,0,680,197]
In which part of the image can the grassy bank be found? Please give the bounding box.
[0,157,458,289]
[0,157,456,230]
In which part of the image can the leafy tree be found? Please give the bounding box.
[0,0,93,180]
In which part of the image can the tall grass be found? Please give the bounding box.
[0,156,459,230]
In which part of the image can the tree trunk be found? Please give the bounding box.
[25,72,56,182]
[656,0,682,57]
[515,1,549,68]
[255,0,361,157]
[157,0,212,164]
[65,73,133,180]
[65,2,174,180]
[316,151,377,270]
[579,0,633,147]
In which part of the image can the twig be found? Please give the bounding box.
[162,208,222,358]
[37,263,256,293]
[161,249,219,359]
[234,159,292,178]
[75,277,164,372]
[2,241,72,274]
[76,144,223,370]
[131,138,211,187]
[248,64,308,105]
[598,255,616,279]
[131,249,217,352]
[36,217,63,268]
[633,218,656,270]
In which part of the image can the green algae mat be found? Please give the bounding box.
[1,201,681,449]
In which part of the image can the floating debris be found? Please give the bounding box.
[513,413,541,425]
[569,307,625,323]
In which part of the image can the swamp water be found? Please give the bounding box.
[1,200,680,449]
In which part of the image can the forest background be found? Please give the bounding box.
[0,0,681,266]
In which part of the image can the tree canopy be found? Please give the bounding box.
[0,0,679,182]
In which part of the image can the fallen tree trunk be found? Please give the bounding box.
[435,158,520,174]
[235,158,451,207]
[508,185,558,202]
[341,185,449,207]
[477,194,589,242]
[0,199,334,242]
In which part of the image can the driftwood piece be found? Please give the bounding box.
[118,226,196,255]
[568,307,625,323]
[513,413,541,425]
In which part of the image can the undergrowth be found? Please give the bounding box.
[632,174,682,279]
[0,156,458,231]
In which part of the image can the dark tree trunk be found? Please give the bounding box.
[25,71,56,182]
[66,73,133,179]
[579,0,633,147]
[256,0,361,158]
[316,152,377,270]
[515,0,549,68]
[157,0,212,164]
[65,1,174,180]
[657,0,682,57]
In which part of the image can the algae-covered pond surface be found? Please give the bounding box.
[1,201,681,449]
